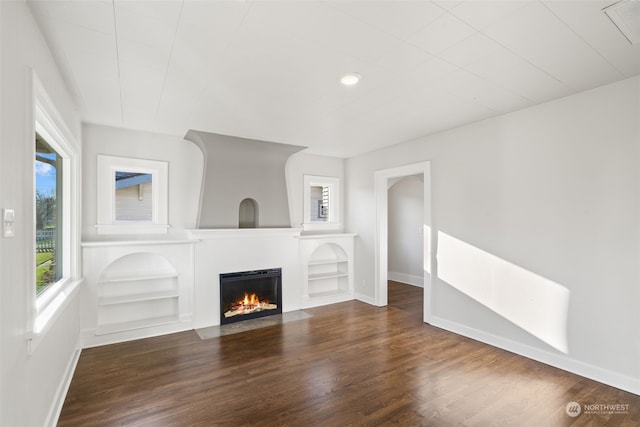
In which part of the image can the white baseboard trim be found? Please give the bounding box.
[301,292,354,309]
[429,315,640,397]
[45,347,81,427]
[80,319,193,349]
[388,272,423,287]
[355,292,376,305]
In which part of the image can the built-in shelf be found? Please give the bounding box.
[81,240,194,347]
[98,272,178,284]
[98,290,179,306]
[308,272,349,281]
[308,289,350,299]
[94,252,181,335]
[95,315,179,336]
[302,239,352,306]
[307,258,348,266]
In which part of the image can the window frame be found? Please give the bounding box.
[95,155,169,234]
[302,175,341,231]
[29,71,82,349]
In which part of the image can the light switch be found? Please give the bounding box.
[3,208,15,238]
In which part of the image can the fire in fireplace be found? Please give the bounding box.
[219,268,282,324]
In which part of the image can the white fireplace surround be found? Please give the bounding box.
[80,228,356,346]
[188,228,304,329]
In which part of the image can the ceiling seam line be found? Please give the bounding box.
[153,0,185,129]
[112,0,125,126]
[474,30,570,91]
[539,2,626,78]
[442,3,572,96]
[395,9,539,105]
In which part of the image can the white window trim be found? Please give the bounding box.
[29,70,82,353]
[95,155,169,234]
[303,175,341,231]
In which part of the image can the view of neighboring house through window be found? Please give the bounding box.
[114,171,153,221]
[310,185,330,222]
[35,132,62,295]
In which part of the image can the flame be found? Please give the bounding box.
[224,292,276,318]
[235,293,265,309]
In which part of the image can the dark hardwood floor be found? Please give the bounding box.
[58,281,640,426]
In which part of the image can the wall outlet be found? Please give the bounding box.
[2,208,15,238]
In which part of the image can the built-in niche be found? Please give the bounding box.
[96,155,169,234]
[95,252,179,335]
[238,198,258,228]
[303,175,341,231]
[306,243,349,297]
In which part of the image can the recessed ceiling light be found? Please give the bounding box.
[340,73,362,86]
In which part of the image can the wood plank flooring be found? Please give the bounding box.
[58,282,640,426]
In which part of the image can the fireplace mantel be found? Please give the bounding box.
[186,228,302,240]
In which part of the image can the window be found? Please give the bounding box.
[30,71,81,344]
[96,155,168,234]
[35,133,63,295]
[303,175,341,231]
[310,185,330,221]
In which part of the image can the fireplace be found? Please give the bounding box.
[219,268,282,325]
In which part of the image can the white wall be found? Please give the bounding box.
[82,127,343,236]
[285,152,345,229]
[346,76,640,393]
[82,124,203,240]
[1,2,81,426]
[0,2,4,421]
[388,175,424,286]
[185,130,305,229]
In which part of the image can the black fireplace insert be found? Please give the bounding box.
[219,268,282,325]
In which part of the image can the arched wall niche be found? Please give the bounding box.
[239,198,259,228]
[309,242,347,262]
[98,252,177,281]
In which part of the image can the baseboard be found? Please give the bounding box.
[429,315,640,397]
[355,292,376,305]
[80,319,193,349]
[301,292,354,309]
[45,347,81,427]
[388,272,423,287]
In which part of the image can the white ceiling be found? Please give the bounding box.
[28,0,640,158]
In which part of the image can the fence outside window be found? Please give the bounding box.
[36,228,56,253]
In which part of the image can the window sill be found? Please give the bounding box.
[29,278,83,354]
[302,222,342,232]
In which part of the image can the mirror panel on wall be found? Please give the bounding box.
[303,175,340,231]
[96,155,168,234]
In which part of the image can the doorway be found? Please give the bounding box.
[374,161,432,323]
[388,175,424,318]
